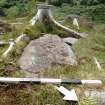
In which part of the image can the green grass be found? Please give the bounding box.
[0,6,105,105]
[54,4,105,23]
[0,23,104,105]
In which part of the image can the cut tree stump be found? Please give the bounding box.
[30,4,84,39]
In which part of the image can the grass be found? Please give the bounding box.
[54,4,105,23]
[0,5,105,105]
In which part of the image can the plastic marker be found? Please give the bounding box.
[55,86,78,101]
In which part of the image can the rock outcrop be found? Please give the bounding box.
[18,34,77,73]
[63,37,78,45]
[85,91,105,105]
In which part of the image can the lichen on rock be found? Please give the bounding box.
[18,34,77,73]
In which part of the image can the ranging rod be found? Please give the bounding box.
[0,77,102,86]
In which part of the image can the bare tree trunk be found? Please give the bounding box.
[30,4,84,39]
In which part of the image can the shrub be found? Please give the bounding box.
[5,6,19,19]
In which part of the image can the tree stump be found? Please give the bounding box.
[30,4,84,39]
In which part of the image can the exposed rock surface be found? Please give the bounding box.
[63,37,78,45]
[18,34,77,73]
[64,15,79,22]
[85,91,105,105]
